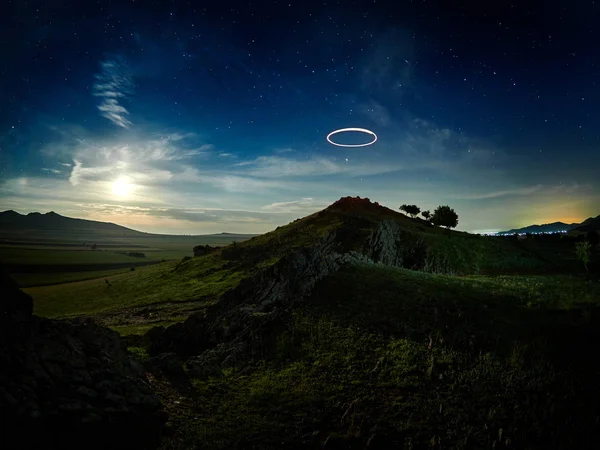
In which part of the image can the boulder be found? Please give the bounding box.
[0,273,166,450]
[1,266,33,326]
[193,244,218,257]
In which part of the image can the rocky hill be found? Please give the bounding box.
[135,196,600,449]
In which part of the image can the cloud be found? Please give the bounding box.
[453,184,545,200]
[233,155,404,178]
[41,168,61,174]
[78,203,297,225]
[260,198,331,213]
[69,160,113,186]
[93,56,134,128]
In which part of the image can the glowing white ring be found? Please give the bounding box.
[326,127,377,147]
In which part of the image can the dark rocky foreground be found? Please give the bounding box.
[0,269,166,450]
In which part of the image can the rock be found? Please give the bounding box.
[0,273,167,450]
[0,265,33,333]
[193,244,218,257]
[148,352,185,376]
[76,386,97,399]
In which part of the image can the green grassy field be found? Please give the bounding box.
[11,268,132,287]
[1,229,256,288]
[24,253,249,334]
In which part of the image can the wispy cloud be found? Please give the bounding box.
[41,168,61,174]
[260,197,331,213]
[454,184,545,200]
[69,160,114,186]
[233,155,403,178]
[93,56,134,128]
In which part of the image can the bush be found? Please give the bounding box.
[575,241,592,272]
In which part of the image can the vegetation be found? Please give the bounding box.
[152,263,600,449]
[399,204,421,218]
[575,241,592,272]
[11,268,131,288]
[431,205,459,229]
[421,210,431,220]
[25,254,245,331]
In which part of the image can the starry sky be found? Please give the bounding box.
[1,0,599,234]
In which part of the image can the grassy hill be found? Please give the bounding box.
[25,196,573,334]
[18,196,600,448]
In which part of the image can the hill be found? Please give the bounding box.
[134,196,600,449]
[27,196,583,334]
[0,210,145,234]
[497,214,600,235]
[15,196,600,448]
[0,210,258,238]
[572,215,600,232]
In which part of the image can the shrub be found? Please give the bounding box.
[575,241,592,272]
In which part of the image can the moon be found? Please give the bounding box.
[112,177,133,198]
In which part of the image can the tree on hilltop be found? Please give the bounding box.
[421,210,431,221]
[399,204,421,218]
[431,205,459,230]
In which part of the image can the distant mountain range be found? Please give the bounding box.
[0,210,257,237]
[497,215,600,235]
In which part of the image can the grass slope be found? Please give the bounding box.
[11,268,132,287]
[154,263,600,449]
[26,253,245,331]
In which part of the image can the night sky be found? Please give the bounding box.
[1,0,599,234]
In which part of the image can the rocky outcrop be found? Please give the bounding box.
[365,220,428,270]
[146,215,452,375]
[1,267,33,326]
[149,230,372,359]
[0,270,166,450]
